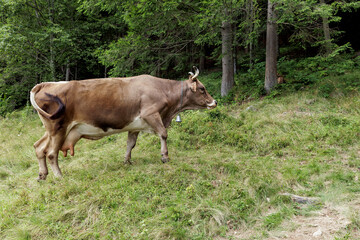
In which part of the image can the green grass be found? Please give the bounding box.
[1,84,360,239]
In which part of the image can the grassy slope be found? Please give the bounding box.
[0,85,360,239]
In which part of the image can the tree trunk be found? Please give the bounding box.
[264,0,278,94]
[320,0,331,55]
[233,24,237,75]
[75,64,78,80]
[48,0,55,81]
[65,62,70,81]
[221,17,234,97]
[49,40,55,81]
[248,0,254,68]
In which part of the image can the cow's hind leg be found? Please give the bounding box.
[124,131,139,164]
[34,132,49,181]
[46,131,66,178]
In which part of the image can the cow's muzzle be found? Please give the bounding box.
[207,100,217,109]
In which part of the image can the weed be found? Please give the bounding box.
[318,82,335,98]
[263,212,284,230]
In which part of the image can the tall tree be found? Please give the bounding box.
[320,0,331,55]
[264,0,278,94]
[240,0,261,69]
[196,0,245,96]
[221,8,235,97]
[48,0,56,81]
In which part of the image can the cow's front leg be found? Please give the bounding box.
[159,132,169,163]
[141,113,169,163]
[124,131,139,164]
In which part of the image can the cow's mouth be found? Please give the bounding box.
[207,100,217,109]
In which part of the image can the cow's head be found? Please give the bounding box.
[185,66,217,110]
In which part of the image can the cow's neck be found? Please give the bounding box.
[176,80,190,112]
[178,81,184,111]
[169,80,187,111]
[161,80,188,128]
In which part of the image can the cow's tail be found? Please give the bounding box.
[30,84,65,120]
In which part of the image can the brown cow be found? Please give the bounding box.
[30,67,217,180]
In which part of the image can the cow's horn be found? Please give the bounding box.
[192,66,199,79]
[188,71,194,77]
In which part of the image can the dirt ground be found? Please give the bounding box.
[221,198,360,240]
[267,204,355,240]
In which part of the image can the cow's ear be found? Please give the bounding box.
[190,82,197,92]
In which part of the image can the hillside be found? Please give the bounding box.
[0,82,359,239]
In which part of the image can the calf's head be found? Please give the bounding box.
[185,67,217,110]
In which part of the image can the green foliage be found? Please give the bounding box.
[0,92,13,116]
[218,52,357,102]
[318,82,335,98]
[253,53,360,99]
[275,0,347,52]
[230,51,357,102]
[97,0,202,77]
[236,61,267,100]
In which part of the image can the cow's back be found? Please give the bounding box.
[70,78,144,130]
[33,76,165,131]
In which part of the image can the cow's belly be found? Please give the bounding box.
[67,116,155,139]
[61,117,155,156]
[60,117,154,157]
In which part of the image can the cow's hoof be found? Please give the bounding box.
[161,157,170,163]
[37,173,47,181]
[54,174,63,179]
[124,159,133,165]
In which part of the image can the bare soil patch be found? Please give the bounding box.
[267,204,351,240]
[221,198,360,240]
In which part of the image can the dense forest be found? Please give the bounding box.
[0,0,359,114]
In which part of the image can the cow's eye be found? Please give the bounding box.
[199,87,205,93]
